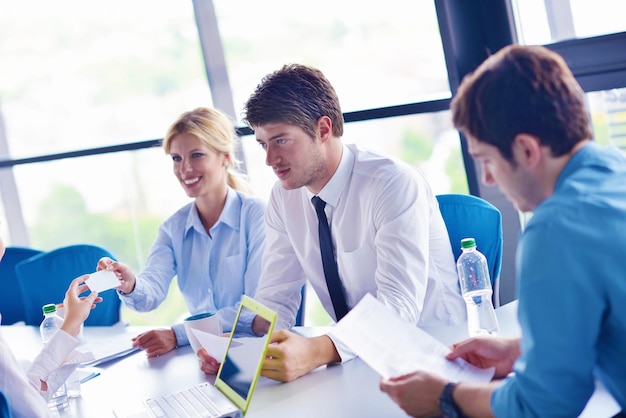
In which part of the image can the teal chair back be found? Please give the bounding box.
[0,246,44,325]
[295,285,306,326]
[0,390,10,418]
[436,194,503,304]
[15,244,121,326]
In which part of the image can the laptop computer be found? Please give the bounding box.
[114,295,277,418]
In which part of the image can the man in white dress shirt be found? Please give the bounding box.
[199,64,466,382]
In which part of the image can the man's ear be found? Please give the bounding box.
[513,133,543,168]
[316,116,332,142]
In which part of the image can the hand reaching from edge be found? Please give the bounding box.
[446,337,521,378]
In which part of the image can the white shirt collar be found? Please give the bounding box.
[309,144,354,208]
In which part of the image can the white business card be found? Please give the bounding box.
[85,270,121,293]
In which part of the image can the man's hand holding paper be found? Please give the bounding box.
[331,294,495,383]
[192,328,244,375]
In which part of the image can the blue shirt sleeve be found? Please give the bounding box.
[119,220,178,312]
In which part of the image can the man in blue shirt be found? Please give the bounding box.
[380,45,626,417]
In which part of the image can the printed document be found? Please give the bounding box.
[332,294,494,382]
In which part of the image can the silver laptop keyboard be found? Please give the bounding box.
[146,383,222,418]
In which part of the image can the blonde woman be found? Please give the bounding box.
[98,107,266,357]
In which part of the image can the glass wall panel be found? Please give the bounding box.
[0,1,210,158]
[11,147,191,325]
[213,0,450,116]
[513,0,626,45]
[588,88,626,153]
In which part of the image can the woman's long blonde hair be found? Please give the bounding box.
[163,107,250,193]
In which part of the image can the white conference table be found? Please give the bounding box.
[1,301,619,417]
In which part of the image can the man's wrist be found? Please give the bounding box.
[438,382,466,418]
[251,314,270,335]
[60,321,81,338]
[312,334,341,366]
[118,279,136,295]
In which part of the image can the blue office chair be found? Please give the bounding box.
[436,194,503,306]
[0,390,11,418]
[294,285,306,326]
[15,244,122,326]
[0,246,44,325]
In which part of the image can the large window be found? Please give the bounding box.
[1,0,461,326]
[2,0,626,324]
[0,0,210,250]
[212,0,450,114]
[0,1,210,324]
[0,1,209,158]
[588,88,626,152]
[513,0,626,45]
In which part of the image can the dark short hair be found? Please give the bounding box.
[451,44,592,161]
[243,64,344,138]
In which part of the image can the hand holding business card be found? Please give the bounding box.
[84,270,121,293]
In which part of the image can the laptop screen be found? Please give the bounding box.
[214,296,277,415]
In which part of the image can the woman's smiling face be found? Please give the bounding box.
[169,133,229,199]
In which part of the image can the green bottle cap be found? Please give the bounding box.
[460,238,476,249]
[42,303,57,314]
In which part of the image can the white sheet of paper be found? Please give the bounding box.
[191,328,232,360]
[85,270,121,292]
[77,333,140,366]
[331,294,495,382]
[60,350,96,367]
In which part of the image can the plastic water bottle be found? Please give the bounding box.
[39,304,70,410]
[39,303,63,344]
[456,238,499,337]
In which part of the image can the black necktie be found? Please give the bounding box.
[312,196,349,320]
